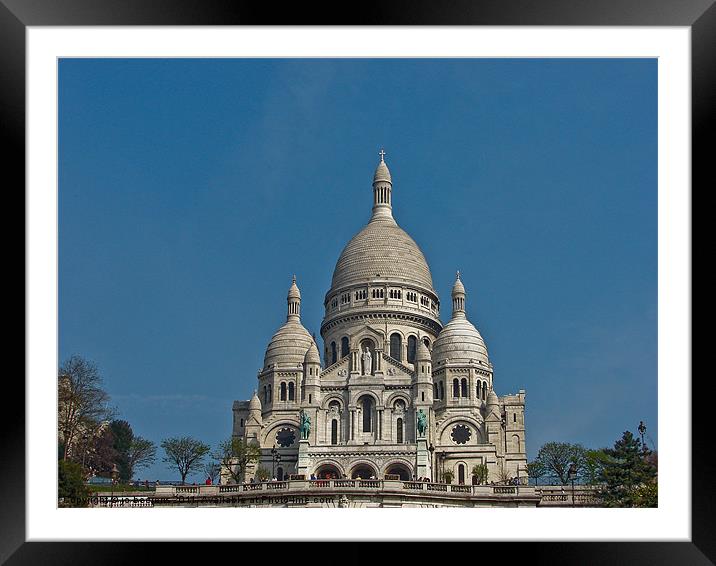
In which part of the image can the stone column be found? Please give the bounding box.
[350,409,355,441]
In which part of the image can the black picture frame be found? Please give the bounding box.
[5,0,707,563]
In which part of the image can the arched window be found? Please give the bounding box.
[277,467,284,481]
[407,336,417,364]
[264,386,268,404]
[268,386,272,402]
[477,380,482,399]
[482,382,487,400]
[331,419,338,445]
[453,379,460,398]
[423,337,431,349]
[390,333,402,361]
[288,382,295,401]
[280,382,287,401]
[458,464,465,485]
[433,383,438,398]
[512,434,521,452]
[240,418,244,427]
[341,337,349,358]
[440,381,445,400]
[461,378,468,398]
[330,342,337,365]
[397,418,403,443]
[362,397,373,432]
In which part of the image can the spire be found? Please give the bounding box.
[372,148,393,219]
[287,276,301,321]
[451,271,466,318]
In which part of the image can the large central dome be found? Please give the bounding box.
[330,214,434,292]
[328,153,435,296]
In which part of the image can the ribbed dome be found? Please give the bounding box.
[263,320,314,370]
[330,216,434,291]
[432,316,489,365]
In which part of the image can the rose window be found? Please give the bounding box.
[451,424,471,444]
[276,428,296,448]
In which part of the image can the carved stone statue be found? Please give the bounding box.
[299,410,311,440]
[417,409,427,437]
[361,346,372,375]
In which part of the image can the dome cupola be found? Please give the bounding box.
[263,277,314,370]
[432,273,490,366]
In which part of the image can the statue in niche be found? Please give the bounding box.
[361,346,372,375]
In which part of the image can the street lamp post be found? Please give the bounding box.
[270,445,281,480]
[567,463,577,507]
[110,463,119,507]
[428,443,435,482]
[638,421,647,452]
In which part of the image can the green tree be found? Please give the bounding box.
[127,437,157,481]
[215,437,261,484]
[527,460,547,486]
[583,448,610,485]
[161,436,210,484]
[110,419,134,482]
[58,460,90,507]
[471,463,489,485]
[533,442,587,485]
[598,431,657,507]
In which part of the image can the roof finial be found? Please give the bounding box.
[292,274,296,284]
[379,148,386,162]
[456,270,461,281]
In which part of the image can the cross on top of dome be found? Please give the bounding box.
[379,148,386,162]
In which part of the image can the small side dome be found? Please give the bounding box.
[432,273,488,365]
[249,390,262,412]
[304,341,321,365]
[486,389,499,407]
[432,317,489,365]
[263,320,313,369]
[416,339,431,362]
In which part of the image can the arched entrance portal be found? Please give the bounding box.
[385,463,412,480]
[350,463,378,479]
[314,463,342,479]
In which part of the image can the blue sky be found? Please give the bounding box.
[59,58,657,482]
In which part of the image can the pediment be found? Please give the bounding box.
[320,355,350,379]
[381,355,414,379]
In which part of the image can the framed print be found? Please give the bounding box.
[6,0,708,563]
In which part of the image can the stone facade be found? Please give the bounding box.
[230,153,528,490]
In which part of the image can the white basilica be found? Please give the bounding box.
[231,152,527,485]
